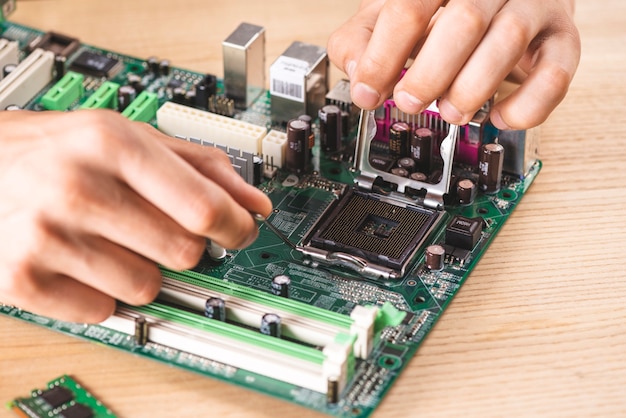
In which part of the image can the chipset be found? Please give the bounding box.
[70,50,121,78]
[304,189,444,276]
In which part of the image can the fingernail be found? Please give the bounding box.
[394,90,424,114]
[352,82,380,109]
[490,110,511,130]
[346,60,356,79]
[438,99,463,124]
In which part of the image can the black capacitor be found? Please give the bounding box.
[397,157,416,173]
[127,73,143,92]
[391,167,409,178]
[172,87,187,104]
[201,74,218,97]
[185,89,197,106]
[205,297,226,321]
[341,110,350,137]
[478,143,504,194]
[389,122,410,159]
[260,313,282,338]
[147,56,160,74]
[457,178,477,205]
[411,127,433,172]
[4,104,22,111]
[195,82,210,109]
[3,63,17,78]
[286,119,309,174]
[253,155,264,185]
[54,55,66,81]
[319,104,342,152]
[425,244,445,271]
[271,274,291,298]
[297,114,315,151]
[159,59,171,76]
[117,85,136,112]
[410,172,428,182]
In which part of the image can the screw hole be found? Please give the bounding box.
[260,252,272,259]
[414,295,426,303]
[477,207,488,214]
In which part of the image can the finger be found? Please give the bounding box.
[490,27,580,130]
[350,0,443,109]
[139,124,272,218]
[394,0,508,116]
[435,0,542,124]
[327,0,385,78]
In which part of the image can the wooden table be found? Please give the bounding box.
[2,1,625,416]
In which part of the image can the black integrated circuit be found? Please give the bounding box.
[306,189,442,272]
[70,50,120,77]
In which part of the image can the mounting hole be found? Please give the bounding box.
[477,207,488,214]
[407,280,417,286]
[260,252,272,259]
[502,191,512,198]
[414,295,426,303]
[378,355,401,370]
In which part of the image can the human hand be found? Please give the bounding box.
[328,0,581,130]
[0,110,272,323]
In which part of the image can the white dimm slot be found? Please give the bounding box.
[101,307,351,394]
[157,101,267,154]
[0,48,54,109]
[0,39,19,81]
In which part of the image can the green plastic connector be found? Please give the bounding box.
[374,301,407,333]
[121,90,158,122]
[80,81,119,109]
[40,71,84,110]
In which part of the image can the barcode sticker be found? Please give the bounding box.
[270,56,308,103]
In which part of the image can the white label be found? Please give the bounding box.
[270,56,308,103]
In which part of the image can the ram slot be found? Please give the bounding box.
[0,48,54,108]
[101,302,353,394]
[160,269,377,358]
[0,39,19,81]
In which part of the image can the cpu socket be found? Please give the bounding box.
[302,189,444,278]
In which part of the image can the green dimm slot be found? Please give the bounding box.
[40,71,84,110]
[121,90,158,122]
[161,268,354,329]
[80,80,119,109]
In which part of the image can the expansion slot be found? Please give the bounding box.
[0,38,18,81]
[0,48,54,109]
[160,269,380,358]
[101,302,353,394]
[157,101,267,154]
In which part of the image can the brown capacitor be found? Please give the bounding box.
[457,178,477,205]
[410,172,428,182]
[478,143,504,194]
[319,104,342,152]
[391,167,409,178]
[425,244,445,271]
[411,127,433,172]
[397,157,416,173]
[389,122,410,159]
[286,119,310,174]
[297,114,315,150]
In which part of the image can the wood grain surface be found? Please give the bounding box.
[1,1,625,417]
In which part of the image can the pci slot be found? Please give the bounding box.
[101,302,353,394]
[0,39,19,81]
[0,48,54,109]
[160,269,378,358]
[157,101,267,154]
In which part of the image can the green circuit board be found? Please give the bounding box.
[0,11,540,418]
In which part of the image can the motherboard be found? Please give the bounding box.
[0,2,540,417]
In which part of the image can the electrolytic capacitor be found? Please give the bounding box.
[54,55,66,81]
[389,122,410,159]
[271,274,291,298]
[411,127,433,172]
[478,143,505,194]
[117,85,137,111]
[319,104,342,152]
[159,59,171,76]
[410,172,428,182]
[206,239,227,261]
[297,114,315,152]
[391,167,409,178]
[205,297,226,321]
[457,178,477,205]
[341,110,351,137]
[147,56,160,74]
[127,73,143,92]
[425,244,445,271]
[3,63,17,78]
[253,155,264,185]
[397,157,416,173]
[260,313,282,338]
[185,89,197,106]
[195,82,210,109]
[286,119,310,174]
[172,87,187,104]
[4,104,21,111]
